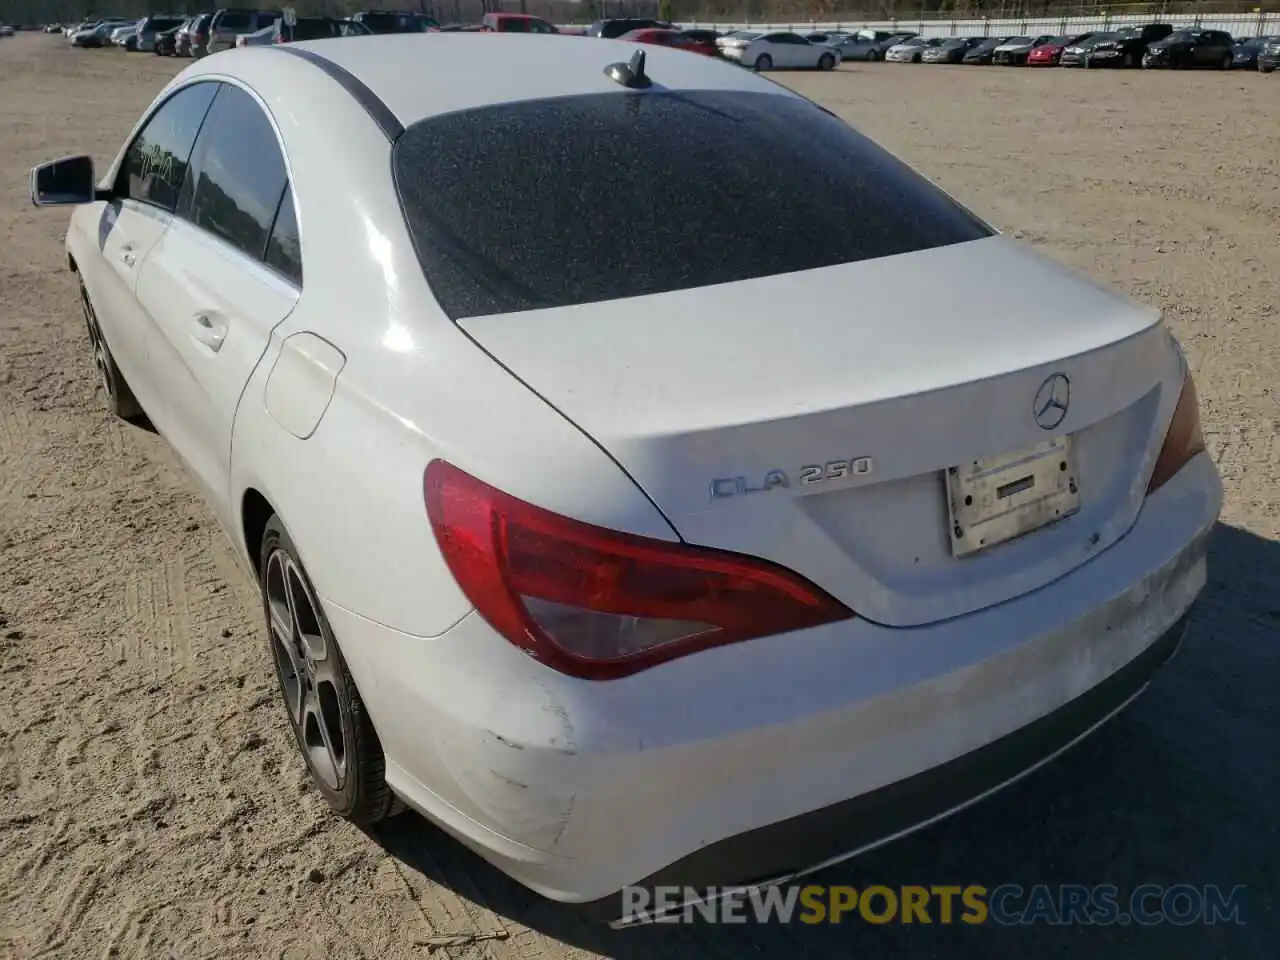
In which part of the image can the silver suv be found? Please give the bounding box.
[202,8,281,55]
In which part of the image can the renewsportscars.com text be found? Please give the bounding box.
[620,883,1247,926]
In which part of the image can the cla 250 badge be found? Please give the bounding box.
[710,457,874,500]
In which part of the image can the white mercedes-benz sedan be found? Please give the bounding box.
[30,33,1221,922]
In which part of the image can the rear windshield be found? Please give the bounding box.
[393,91,992,320]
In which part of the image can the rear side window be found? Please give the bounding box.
[393,91,992,320]
[177,84,289,261]
[218,12,251,30]
[117,81,219,212]
[264,186,302,285]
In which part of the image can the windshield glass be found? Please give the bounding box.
[1004,36,1031,44]
[1084,33,1116,46]
[393,91,992,320]
[940,39,968,48]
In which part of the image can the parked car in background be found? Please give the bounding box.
[204,9,281,55]
[175,14,210,55]
[992,35,1054,65]
[350,10,439,33]
[134,15,186,52]
[71,20,133,47]
[962,36,1008,64]
[885,36,945,62]
[1086,22,1173,67]
[154,23,183,54]
[836,29,917,60]
[620,27,721,57]
[0,24,14,36]
[682,28,721,50]
[1229,35,1277,69]
[585,17,674,38]
[238,16,370,46]
[1059,32,1115,66]
[806,30,853,46]
[1260,36,1280,72]
[719,31,840,70]
[1142,29,1235,69]
[43,23,63,33]
[922,37,983,64]
[479,12,557,33]
[1027,33,1093,65]
[108,21,142,46]
[962,36,1014,64]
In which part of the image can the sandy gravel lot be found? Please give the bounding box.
[1,33,1277,960]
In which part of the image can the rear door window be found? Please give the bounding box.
[176,84,289,261]
[393,90,992,320]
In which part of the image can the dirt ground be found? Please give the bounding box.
[1,32,1277,960]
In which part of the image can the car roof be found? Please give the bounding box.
[210,34,795,127]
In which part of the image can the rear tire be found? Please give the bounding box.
[818,53,835,70]
[260,515,403,826]
[80,282,142,420]
[754,53,772,70]
[1220,53,1233,70]
[1262,62,1275,74]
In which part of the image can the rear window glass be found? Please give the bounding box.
[393,91,992,320]
[219,12,251,29]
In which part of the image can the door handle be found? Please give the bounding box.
[190,314,227,352]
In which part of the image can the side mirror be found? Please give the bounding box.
[30,154,98,206]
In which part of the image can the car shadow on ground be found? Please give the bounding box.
[373,521,1278,959]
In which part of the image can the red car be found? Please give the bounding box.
[1027,32,1093,65]
[619,27,720,57]
[480,12,558,34]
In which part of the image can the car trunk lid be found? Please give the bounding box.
[459,236,1181,627]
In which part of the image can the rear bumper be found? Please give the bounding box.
[599,610,1189,924]
[331,454,1220,907]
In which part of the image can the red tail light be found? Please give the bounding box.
[424,460,854,680]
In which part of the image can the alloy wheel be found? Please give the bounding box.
[81,287,116,401]
[265,549,348,791]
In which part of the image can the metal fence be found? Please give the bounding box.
[672,11,1279,36]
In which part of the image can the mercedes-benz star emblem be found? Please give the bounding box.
[1033,373,1070,430]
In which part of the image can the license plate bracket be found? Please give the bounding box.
[945,436,1080,558]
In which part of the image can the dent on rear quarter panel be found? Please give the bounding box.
[431,674,581,851]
